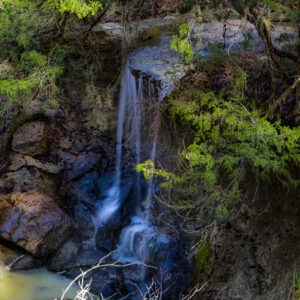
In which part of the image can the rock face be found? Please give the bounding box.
[0,193,72,257]
[12,121,46,156]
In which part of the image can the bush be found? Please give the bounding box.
[138,77,300,219]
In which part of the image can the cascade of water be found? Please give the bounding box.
[118,74,160,264]
[93,63,138,229]
[133,76,143,210]
[93,57,161,264]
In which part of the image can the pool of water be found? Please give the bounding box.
[0,268,77,300]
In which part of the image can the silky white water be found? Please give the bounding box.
[93,59,160,263]
[93,62,136,229]
[116,62,160,263]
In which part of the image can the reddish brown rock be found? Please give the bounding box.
[0,193,72,257]
[12,121,46,156]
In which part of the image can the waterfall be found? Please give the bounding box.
[93,58,160,265]
[117,70,160,264]
[93,62,140,229]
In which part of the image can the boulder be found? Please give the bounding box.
[48,239,80,271]
[49,240,106,272]
[65,152,101,180]
[0,193,72,257]
[12,121,46,156]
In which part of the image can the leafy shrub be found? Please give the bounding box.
[0,0,103,126]
[170,23,194,64]
[138,78,300,219]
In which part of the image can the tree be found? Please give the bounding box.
[0,0,103,125]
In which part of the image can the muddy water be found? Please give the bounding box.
[0,268,77,300]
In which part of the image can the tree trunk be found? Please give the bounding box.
[294,13,300,124]
[246,7,289,80]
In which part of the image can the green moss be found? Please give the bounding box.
[192,239,214,282]
[138,26,161,42]
[135,18,185,45]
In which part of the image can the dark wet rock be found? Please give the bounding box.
[122,265,146,284]
[94,227,115,252]
[0,244,41,271]
[0,193,72,257]
[13,255,42,271]
[12,121,46,156]
[87,138,115,155]
[73,202,95,240]
[0,178,14,194]
[49,240,106,273]
[74,171,99,197]
[48,239,80,271]
[71,172,99,239]
[72,173,98,208]
[89,280,117,299]
[64,152,101,180]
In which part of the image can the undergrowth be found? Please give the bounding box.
[137,56,300,219]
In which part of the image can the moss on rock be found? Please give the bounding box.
[192,239,214,283]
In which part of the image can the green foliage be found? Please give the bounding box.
[138,72,300,219]
[136,160,176,189]
[195,43,227,70]
[170,23,194,64]
[0,0,102,128]
[41,99,60,110]
[0,0,102,19]
[263,0,300,23]
[0,49,63,105]
[293,267,300,300]
[44,0,102,19]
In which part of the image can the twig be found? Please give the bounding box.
[181,282,208,300]
[270,76,300,113]
[61,251,156,300]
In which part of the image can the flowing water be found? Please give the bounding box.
[93,58,161,264]
[92,62,134,230]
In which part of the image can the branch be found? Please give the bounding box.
[229,2,291,80]
[274,47,297,62]
[270,76,300,113]
[82,2,111,43]
[60,251,156,300]
[247,8,289,80]
[180,283,208,300]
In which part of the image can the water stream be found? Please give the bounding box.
[93,59,161,264]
